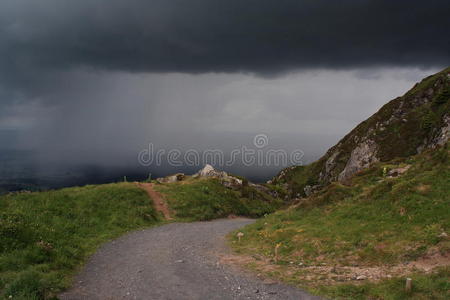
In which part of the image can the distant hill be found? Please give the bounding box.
[271,67,450,197]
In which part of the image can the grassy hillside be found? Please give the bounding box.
[0,183,159,299]
[0,174,283,299]
[155,178,283,221]
[230,143,450,299]
[273,67,450,197]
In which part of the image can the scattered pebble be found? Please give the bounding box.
[438,232,448,238]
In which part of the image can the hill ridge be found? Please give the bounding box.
[272,67,450,197]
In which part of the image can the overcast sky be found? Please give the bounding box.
[0,0,449,181]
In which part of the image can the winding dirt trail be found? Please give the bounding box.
[59,219,320,300]
[138,183,173,220]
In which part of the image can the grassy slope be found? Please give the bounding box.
[230,144,450,299]
[155,178,283,221]
[272,67,450,197]
[0,183,159,299]
[0,175,283,299]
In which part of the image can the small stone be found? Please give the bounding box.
[254,289,259,293]
[356,275,367,280]
[438,232,448,238]
[175,260,184,263]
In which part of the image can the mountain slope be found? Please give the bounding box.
[272,67,450,197]
[231,142,450,299]
[230,68,450,299]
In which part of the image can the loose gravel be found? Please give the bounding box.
[60,218,321,300]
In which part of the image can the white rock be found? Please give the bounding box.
[198,164,215,177]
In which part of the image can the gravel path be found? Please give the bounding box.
[60,218,321,300]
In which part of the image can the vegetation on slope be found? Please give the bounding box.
[155,178,283,221]
[230,143,450,299]
[0,172,283,299]
[0,183,159,299]
[273,67,450,197]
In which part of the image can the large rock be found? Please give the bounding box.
[338,139,379,182]
[156,173,185,183]
[196,164,216,177]
[387,165,411,178]
[193,164,230,179]
[432,114,450,148]
[194,164,243,188]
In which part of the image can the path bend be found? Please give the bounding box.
[60,219,320,300]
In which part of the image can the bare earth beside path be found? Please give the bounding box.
[60,219,320,300]
[137,183,173,220]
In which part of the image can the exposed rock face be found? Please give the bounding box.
[196,164,216,177]
[319,151,340,183]
[193,164,233,180]
[303,184,321,197]
[431,114,450,148]
[273,67,450,192]
[194,164,243,188]
[316,68,449,185]
[338,140,379,182]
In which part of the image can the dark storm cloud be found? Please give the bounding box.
[0,0,449,80]
[0,0,448,185]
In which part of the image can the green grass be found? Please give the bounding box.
[271,161,324,197]
[230,144,450,299]
[0,183,159,299]
[155,178,283,221]
[316,267,450,300]
[0,175,283,298]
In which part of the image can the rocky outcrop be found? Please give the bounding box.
[267,166,296,184]
[430,114,450,148]
[338,139,379,182]
[387,165,411,178]
[192,164,244,189]
[317,68,449,185]
[156,173,185,183]
[303,184,321,197]
[193,164,229,179]
[273,67,450,192]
